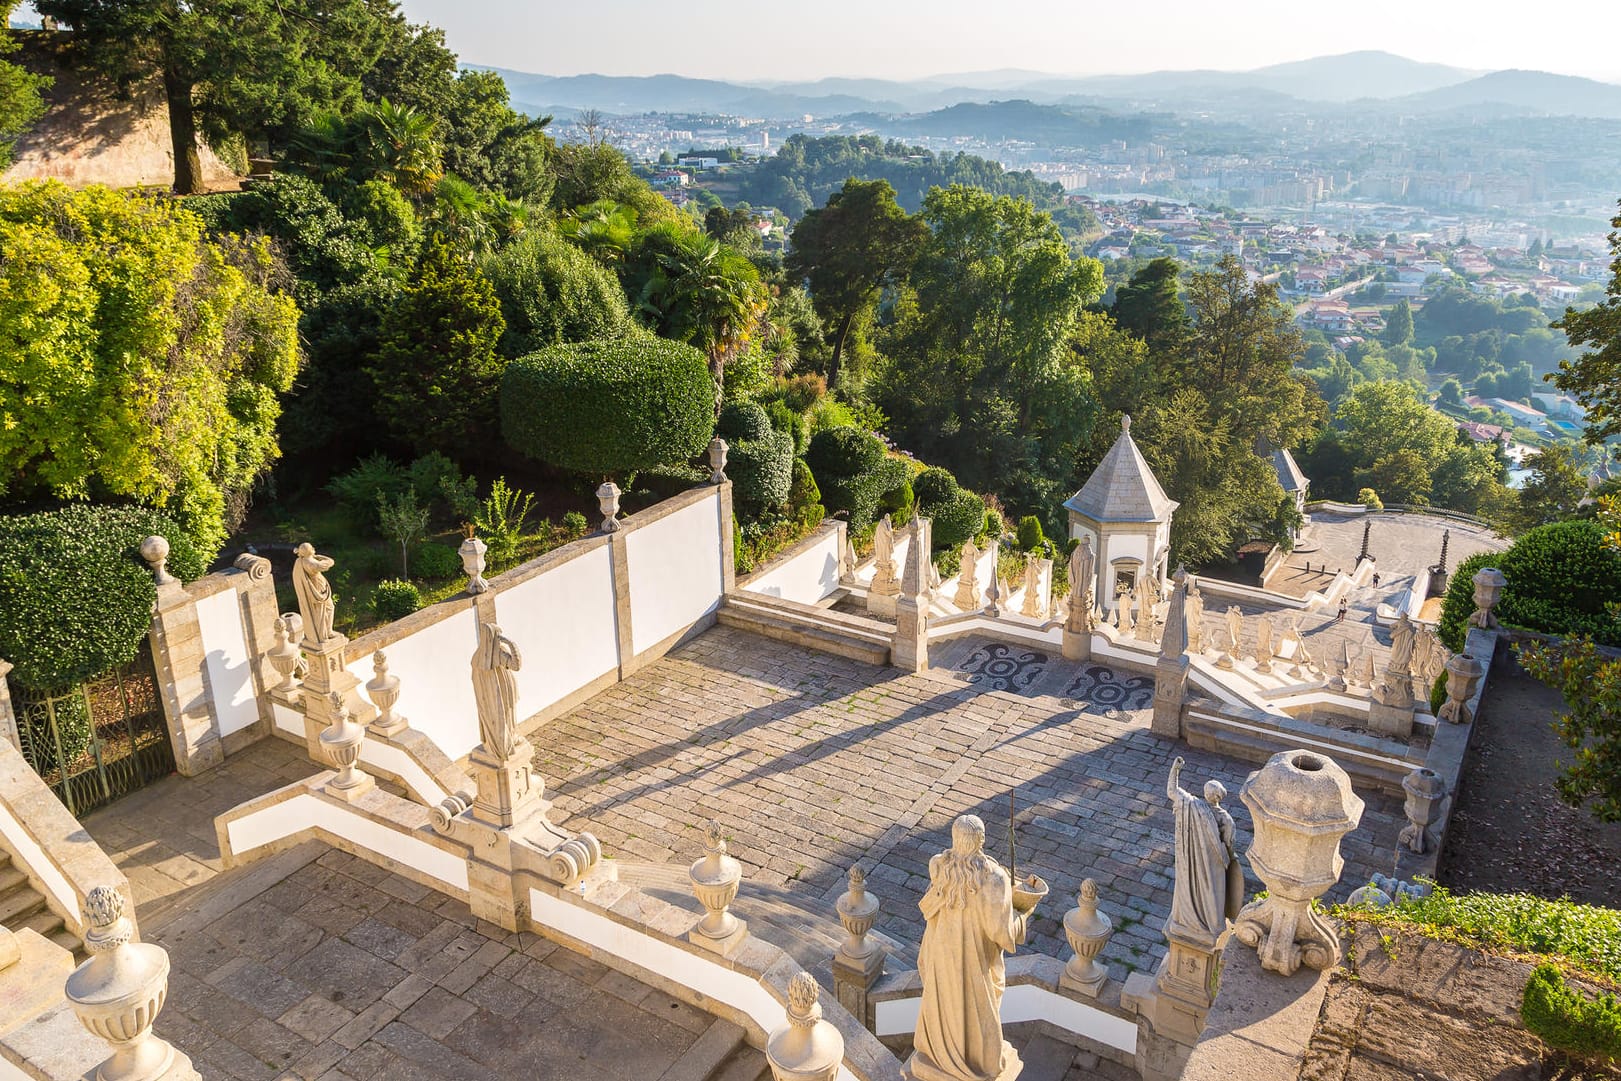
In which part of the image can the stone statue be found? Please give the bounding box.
[955,540,981,611]
[1116,584,1134,637]
[1389,613,1416,675]
[874,516,895,572]
[1186,581,1205,652]
[292,543,337,645]
[1224,606,1243,655]
[1255,616,1275,672]
[911,814,1027,1081]
[1071,537,1095,623]
[1166,757,1243,941]
[472,621,523,760]
[1134,573,1156,642]
[1281,616,1313,675]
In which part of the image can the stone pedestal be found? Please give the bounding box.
[1151,656,1188,738]
[298,635,374,754]
[892,597,928,673]
[1061,626,1092,662]
[469,738,547,829]
[1367,699,1416,738]
[904,1044,1022,1081]
[832,867,885,1029]
[148,584,224,776]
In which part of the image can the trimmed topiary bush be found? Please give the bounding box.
[789,459,824,527]
[372,579,422,622]
[1017,515,1047,552]
[0,504,204,691]
[909,466,985,551]
[502,338,715,478]
[1438,522,1621,651]
[728,429,795,514]
[718,400,773,443]
[984,508,1006,538]
[413,542,462,580]
[806,426,904,533]
[912,466,959,509]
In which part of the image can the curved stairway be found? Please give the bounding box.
[0,849,78,954]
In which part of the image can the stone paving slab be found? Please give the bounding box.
[541,626,1404,986]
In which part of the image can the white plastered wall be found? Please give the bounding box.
[347,606,480,759]
[497,547,620,718]
[194,587,260,738]
[740,528,840,604]
[625,491,724,655]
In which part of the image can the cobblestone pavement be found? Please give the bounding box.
[143,847,734,1081]
[541,626,1404,985]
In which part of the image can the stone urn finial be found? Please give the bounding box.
[318,691,371,798]
[458,524,490,595]
[1468,567,1506,629]
[66,886,198,1081]
[1398,767,1447,854]
[139,535,175,587]
[1061,878,1113,996]
[689,819,745,950]
[597,481,622,533]
[1439,652,1484,724]
[709,437,729,484]
[835,865,880,962]
[1234,750,1365,975]
[365,651,406,736]
[266,616,302,693]
[765,972,844,1081]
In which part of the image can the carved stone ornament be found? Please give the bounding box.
[1061,878,1113,996]
[766,972,844,1081]
[139,535,176,587]
[689,819,745,946]
[597,481,622,533]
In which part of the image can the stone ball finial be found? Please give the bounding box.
[1121,414,1131,433]
[139,535,176,586]
[787,971,820,1022]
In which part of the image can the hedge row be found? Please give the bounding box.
[1438,521,1621,651]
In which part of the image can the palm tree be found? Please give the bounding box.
[640,232,765,404]
[355,99,442,198]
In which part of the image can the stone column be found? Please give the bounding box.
[1151,568,1191,738]
[892,517,930,673]
[1233,750,1364,976]
[831,866,885,1028]
[718,480,738,596]
[147,565,223,777]
[0,659,18,751]
[766,973,844,1081]
[65,887,199,1081]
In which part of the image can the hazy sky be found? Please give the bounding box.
[396,0,1621,83]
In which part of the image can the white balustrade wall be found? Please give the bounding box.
[736,521,844,605]
[193,586,262,739]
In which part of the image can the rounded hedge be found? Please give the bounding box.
[372,579,422,622]
[413,542,462,580]
[502,338,715,478]
[728,429,795,513]
[805,427,909,532]
[718,401,772,443]
[806,426,886,480]
[1017,515,1047,552]
[1438,521,1621,650]
[913,467,959,509]
[0,504,204,691]
[933,489,988,551]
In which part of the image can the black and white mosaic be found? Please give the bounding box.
[1063,665,1154,713]
[955,643,1048,693]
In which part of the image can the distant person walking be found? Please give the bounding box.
[1336,599,1348,623]
[1372,572,1382,587]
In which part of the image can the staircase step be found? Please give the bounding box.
[0,884,47,924]
[707,1045,771,1081]
[0,864,28,894]
[659,1018,745,1081]
[719,606,890,666]
[19,907,65,939]
[1018,1033,1080,1081]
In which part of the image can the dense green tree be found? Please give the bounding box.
[1381,298,1414,346]
[551,141,674,222]
[367,238,506,458]
[1520,638,1621,823]
[0,5,50,168]
[1553,200,1621,443]
[287,98,443,197]
[0,183,300,556]
[439,70,553,204]
[482,226,632,355]
[786,179,928,389]
[877,186,1103,518]
[1110,258,1188,357]
[38,0,406,192]
[1511,444,1588,533]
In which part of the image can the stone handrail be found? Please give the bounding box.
[0,739,134,940]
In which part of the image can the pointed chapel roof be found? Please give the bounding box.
[1063,415,1179,524]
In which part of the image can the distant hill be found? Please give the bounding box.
[477,68,902,118]
[852,100,1154,147]
[1244,51,1479,101]
[1396,69,1621,118]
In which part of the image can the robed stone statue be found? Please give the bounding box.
[292,543,336,645]
[472,621,523,760]
[909,814,1026,1081]
[1166,757,1244,941]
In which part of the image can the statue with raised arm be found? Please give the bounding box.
[1389,612,1416,675]
[1165,757,1242,941]
[910,814,1028,1081]
[292,543,337,645]
[1224,606,1243,655]
[472,621,523,761]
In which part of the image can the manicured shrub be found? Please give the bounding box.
[984,508,1006,538]
[502,338,715,478]
[764,399,808,455]
[1438,522,1621,650]
[1521,963,1621,1064]
[562,511,589,539]
[1017,515,1047,552]
[413,542,462,580]
[729,429,795,514]
[1358,487,1383,510]
[933,489,988,551]
[806,426,886,478]
[913,467,960,509]
[880,477,915,525]
[718,400,772,443]
[0,504,204,691]
[805,426,903,532]
[372,579,422,621]
[482,226,632,355]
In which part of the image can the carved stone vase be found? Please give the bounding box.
[765,972,843,1081]
[689,820,744,947]
[1061,878,1113,996]
[318,692,371,798]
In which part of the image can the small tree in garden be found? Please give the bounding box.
[501,338,714,479]
[1519,638,1621,823]
[473,477,535,570]
[376,489,430,577]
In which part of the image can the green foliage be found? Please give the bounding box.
[287,98,444,197]
[984,508,1006,538]
[1552,200,1621,444]
[763,400,808,455]
[412,542,461,580]
[1110,258,1188,357]
[474,477,534,570]
[718,401,773,443]
[1016,515,1047,552]
[561,510,589,539]
[376,489,430,577]
[1359,488,1384,510]
[438,69,554,205]
[1520,636,1621,823]
[371,578,422,622]
[1509,445,1588,535]
[805,427,906,533]
[880,477,915,526]
[788,459,824,527]
[1522,963,1621,1064]
[482,226,632,356]
[368,237,507,457]
[502,338,715,479]
[728,430,795,515]
[1438,551,1492,652]
[1503,522,1621,643]
[0,12,50,169]
[0,504,203,691]
[0,183,300,558]
[926,479,988,552]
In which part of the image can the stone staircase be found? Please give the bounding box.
[720,593,892,666]
[0,850,77,955]
[656,1018,770,1081]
